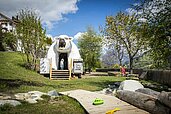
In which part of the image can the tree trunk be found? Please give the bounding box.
[26,53,30,63]
[117,90,170,114]
[129,57,133,74]
[0,42,5,51]
[119,58,122,66]
[135,88,160,98]
[157,91,171,109]
[0,30,5,51]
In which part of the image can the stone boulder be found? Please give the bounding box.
[0,100,21,106]
[117,90,170,114]
[158,91,171,109]
[136,88,160,98]
[118,80,144,91]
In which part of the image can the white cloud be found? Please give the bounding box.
[73,32,84,40]
[0,0,79,29]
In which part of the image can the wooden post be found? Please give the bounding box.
[50,58,52,80]
[69,58,72,80]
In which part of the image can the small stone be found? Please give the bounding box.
[0,100,21,106]
[25,98,37,104]
[168,88,171,91]
[15,93,28,100]
[15,91,46,104]
[108,84,116,89]
[0,95,11,100]
[47,90,59,97]
[114,82,121,87]
[28,91,46,96]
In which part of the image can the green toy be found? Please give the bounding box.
[93,98,104,105]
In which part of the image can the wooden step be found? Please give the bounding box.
[51,70,70,80]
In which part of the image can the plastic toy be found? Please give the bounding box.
[92,98,104,105]
[106,107,120,114]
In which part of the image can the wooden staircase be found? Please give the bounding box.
[50,70,70,80]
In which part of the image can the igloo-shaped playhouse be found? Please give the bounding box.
[40,35,83,79]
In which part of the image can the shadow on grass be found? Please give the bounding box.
[0,78,76,92]
[0,79,45,89]
[86,80,122,91]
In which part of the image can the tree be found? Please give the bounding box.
[0,25,17,51]
[134,0,171,68]
[3,32,17,51]
[103,37,125,66]
[78,27,102,70]
[0,25,5,51]
[101,48,118,68]
[104,12,147,73]
[16,9,47,70]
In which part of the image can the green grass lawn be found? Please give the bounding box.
[0,52,126,114]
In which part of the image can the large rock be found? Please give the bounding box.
[136,88,160,98]
[117,90,170,114]
[118,80,144,91]
[158,91,171,109]
[0,100,21,106]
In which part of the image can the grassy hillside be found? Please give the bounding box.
[0,52,126,93]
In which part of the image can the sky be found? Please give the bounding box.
[0,0,137,39]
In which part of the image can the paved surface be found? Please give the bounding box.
[60,89,149,114]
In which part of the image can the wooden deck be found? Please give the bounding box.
[60,89,149,114]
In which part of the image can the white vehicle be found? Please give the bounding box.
[40,35,83,79]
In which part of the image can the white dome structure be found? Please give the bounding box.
[40,35,83,79]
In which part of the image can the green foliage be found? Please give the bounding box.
[134,0,171,69]
[16,9,47,70]
[133,52,154,69]
[113,63,120,69]
[0,26,16,51]
[3,32,17,51]
[104,12,147,72]
[0,103,14,111]
[78,26,102,69]
[46,37,52,45]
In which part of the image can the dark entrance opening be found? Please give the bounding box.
[58,53,68,70]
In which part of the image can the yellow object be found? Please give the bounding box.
[106,108,120,114]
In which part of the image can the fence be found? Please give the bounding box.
[96,68,171,87]
[146,70,171,87]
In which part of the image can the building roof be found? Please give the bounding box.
[0,12,18,24]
